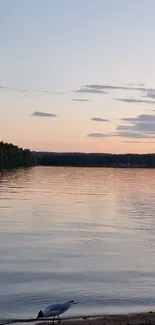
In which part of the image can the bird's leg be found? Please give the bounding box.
[58,315,60,323]
[53,316,55,324]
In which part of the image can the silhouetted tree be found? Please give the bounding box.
[0,141,37,170]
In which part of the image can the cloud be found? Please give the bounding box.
[74,84,155,101]
[74,88,108,94]
[73,84,155,101]
[145,92,155,99]
[38,90,66,95]
[119,122,155,133]
[17,89,28,93]
[87,133,108,138]
[0,86,10,90]
[116,131,155,139]
[87,113,155,140]
[115,113,155,139]
[31,111,57,117]
[91,117,109,122]
[71,98,91,102]
[121,140,155,143]
[123,83,135,86]
[120,114,155,123]
[0,85,66,95]
[83,84,152,92]
[87,131,155,139]
[114,98,155,105]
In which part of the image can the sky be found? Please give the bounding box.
[1,0,155,153]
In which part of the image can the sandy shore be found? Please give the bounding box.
[35,311,155,325]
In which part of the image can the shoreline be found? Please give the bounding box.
[35,311,155,325]
[2,311,155,325]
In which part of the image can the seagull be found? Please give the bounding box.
[36,300,75,323]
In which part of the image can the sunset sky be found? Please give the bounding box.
[1,0,155,153]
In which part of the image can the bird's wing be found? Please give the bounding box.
[43,303,63,316]
[44,302,71,316]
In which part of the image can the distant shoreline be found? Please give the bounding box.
[1,140,155,170]
[34,152,155,168]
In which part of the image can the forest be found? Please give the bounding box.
[1,142,155,170]
[0,141,37,170]
[35,151,155,168]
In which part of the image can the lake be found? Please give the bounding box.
[0,166,155,319]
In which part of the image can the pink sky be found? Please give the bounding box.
[1,1,155,153]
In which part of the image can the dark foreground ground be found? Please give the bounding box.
[34,311,155,325]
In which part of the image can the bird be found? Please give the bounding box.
[36,300,75,323]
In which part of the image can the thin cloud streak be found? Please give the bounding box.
[114,98,155,105]
[31,111,57,117]
[74,88,108,94]
[71,98,91,102]
[121,140,155,143]
[87,131,155,139]
[87,133,109,138]
[74,84,155,99]
[116,131,155,139]
[83,84,155,92]
[91,117,109,122]
[0,85,66,95]
[85,84,144,91]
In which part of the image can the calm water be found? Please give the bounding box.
[0,166,155,319]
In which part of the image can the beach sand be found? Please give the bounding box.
[35,311,155,325]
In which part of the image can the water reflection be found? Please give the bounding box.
[0,167,155,318]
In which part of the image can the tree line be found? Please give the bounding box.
[35,152,155,168]
[1,142,155,170]
[0,141,37,170]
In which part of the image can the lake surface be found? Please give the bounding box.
[0,166,155,319]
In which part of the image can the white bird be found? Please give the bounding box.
[36,300,75,322]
